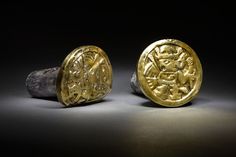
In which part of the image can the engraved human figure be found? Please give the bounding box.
[176,47,188,69]
[177,57,196,88]
[153,45,179,100]
[145,45,196,101]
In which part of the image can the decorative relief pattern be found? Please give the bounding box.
[59,46,112,105]
[142,44,197,102]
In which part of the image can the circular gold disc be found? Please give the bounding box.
[56,46,112,106]
[137,39,202,107]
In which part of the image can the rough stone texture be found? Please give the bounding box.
[25,67,60,97]
[130,72,143,94]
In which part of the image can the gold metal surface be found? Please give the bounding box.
[137,39,202,107]
[56,46,112,106]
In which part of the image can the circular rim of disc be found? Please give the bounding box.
[137,39,203,107]
[56,45,112,106]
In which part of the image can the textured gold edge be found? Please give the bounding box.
[137,39,203,107]
[56,45,113,106]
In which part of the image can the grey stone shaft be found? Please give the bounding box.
[130,72,143,94]
[26,67,60,97]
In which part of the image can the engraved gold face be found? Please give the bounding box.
[137,39,202,107]
[56,46,112,106]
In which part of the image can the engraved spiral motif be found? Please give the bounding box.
[57,46,112,106]
[137,39,202,107]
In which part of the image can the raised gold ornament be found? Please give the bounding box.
[26,45,112,107]
[135,39,202,107]
[57,46,112,106]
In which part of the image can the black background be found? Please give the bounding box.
[4,1,236,90]
[2,1,236,157]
